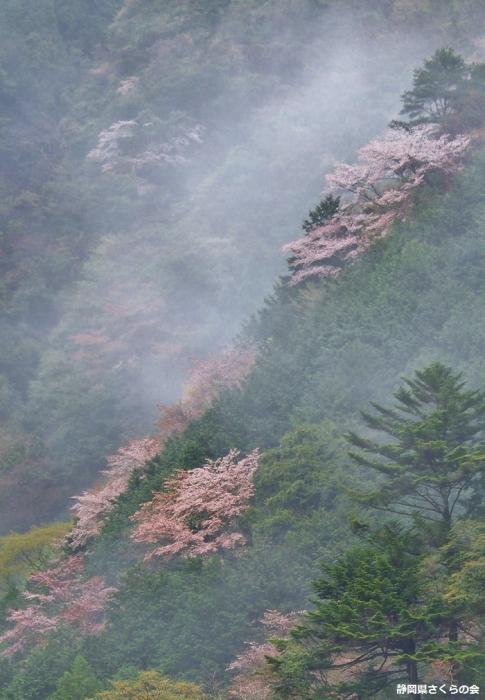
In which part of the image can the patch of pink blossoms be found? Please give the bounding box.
[284,124,470,285]
[0,555,116,657]
[69,345,257,552]
[227,610,304,699]
[131,449,260,560]
[69,437,162,549]
[180,345,258,418]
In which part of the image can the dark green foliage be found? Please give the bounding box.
[399,48,467,125]
[269,521,484,699]
[3,0,485,533]
[347,362,485,539]
[3,5,485,698]
[1,0,413,530]
[47,655,103,700]
[81,424,353,683]
[397,47,485,131]
[270,526,438,698]
[67,154,485,693]
[302,195,340,233]
[0,629,82,700]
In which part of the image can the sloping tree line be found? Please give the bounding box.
[284,49,485,287]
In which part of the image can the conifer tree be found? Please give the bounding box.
[347,362,485,543]
[48,655,102,700]
[398,48,467,126]
[302,194,340,233]
[269,525,445,699]
[395,47,485,132]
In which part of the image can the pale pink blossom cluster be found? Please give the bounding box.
[87,118,204,175]
[180,345,258,418]
[284,125,470,285]
[156,344,257,445]
[116,75,139,95]
[69,437,161,550]
[87,120,136,173]
[69,346,257,552]
[227,610,303,699]
[0,555,116,657]
[131,449,260,560]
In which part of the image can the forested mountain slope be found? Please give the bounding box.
[2,60,485,694]
[2,3,485,699]
[2,0,485,532]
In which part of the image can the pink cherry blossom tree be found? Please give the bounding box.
[69,345,257,552]
[0,607,57,657]
[284,124,470,285]
[131,449,260,560]
[156,344,257,442]
[0,554,116,657]
[179,345,258,418]
[155,344,257,443]
[227,610,303,699]
[69,437,162,550]
[87,117,204,176]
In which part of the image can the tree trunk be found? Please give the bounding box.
[404,639,421,700]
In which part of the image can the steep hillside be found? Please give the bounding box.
[3,0,485,532]
[2,129,485,696]
[1,3,485,699]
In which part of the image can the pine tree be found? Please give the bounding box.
[48,655,102,700]
[302,194,340,233]
[269,525,445,699]
[347,362,485,543]
[399,48,467,126]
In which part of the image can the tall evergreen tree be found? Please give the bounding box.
[48,655,102,700]
[398,48,467,126]
[269,525,446,699]
[347,362,485,543]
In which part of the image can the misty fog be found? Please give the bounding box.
[0,1,457,532]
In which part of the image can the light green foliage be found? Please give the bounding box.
[441,520,485,616]
[48,655,103,700]
[0,522,71,592]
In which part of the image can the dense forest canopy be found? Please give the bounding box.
[1,1,485,699]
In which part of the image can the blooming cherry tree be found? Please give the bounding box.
[131,449,260,560]
[0,607,57,657]
[157,344,257,439]
[0,554,116,657]
[284,125,470,285]
[69,345,257,552]
[70,437,161,549]
[87,117,204,176]
[180,345,258,418]
[227,610,303,699]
